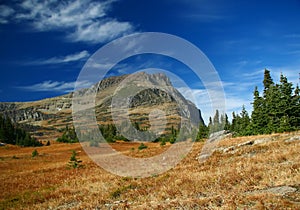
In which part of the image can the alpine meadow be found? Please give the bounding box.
[1,0,300,209]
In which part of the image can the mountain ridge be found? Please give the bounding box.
[0,72,204,139]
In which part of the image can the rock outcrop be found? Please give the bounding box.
[0,72,204,135]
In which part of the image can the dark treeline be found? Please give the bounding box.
[0,114,43,146]
[197,69,300,140]
[56,125,79,143]
[55,69,299,144]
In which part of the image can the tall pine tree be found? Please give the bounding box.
[263,69,274,96]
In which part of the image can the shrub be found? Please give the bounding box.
[138,143,148,150]
[169,137,176,144]
[57,126,78,143]
[68,150,82,169]
[32,149,38,158]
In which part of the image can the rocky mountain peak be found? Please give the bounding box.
[0,72,204,138]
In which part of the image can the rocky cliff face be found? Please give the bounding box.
[0,104,55,122]
[0,72,204,135]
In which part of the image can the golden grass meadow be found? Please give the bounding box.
[0,131,299,209]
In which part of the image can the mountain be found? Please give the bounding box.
[0,72,204,140]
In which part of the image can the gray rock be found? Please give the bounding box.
[246,186,297,196]
[286,136,300,143]
[254,137,273,145]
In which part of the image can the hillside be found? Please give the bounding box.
[0,72,204,141]
[0,131,299,209]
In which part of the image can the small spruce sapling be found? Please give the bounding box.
[138,143,148,150]
[32,149,38,158]
[68,150,82,169]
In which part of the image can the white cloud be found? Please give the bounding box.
[177,74,258,124]
[265,66,300,86]
[21,80,93,93]
[177,87,226,124]
[244,66,300,89]
[28,50,90,65]
[3,0,133,43]
[0,5,15,23]
[68,20,133,43]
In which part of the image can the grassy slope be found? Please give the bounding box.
[0,131,299,209]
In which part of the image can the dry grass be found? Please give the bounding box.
[0,131,299,209]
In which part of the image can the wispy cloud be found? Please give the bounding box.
[284,34,300,39]
[179,0,230,22]
[0,5,15,24]
[284,50,300,55]
[178,85,253,124]
[177,87,227,124]
[242,69,264,80]
[265,66,300,85]
[28,50,90,65]
[179,71,262,123]
[184,14,227,22]
[21,80,93,93]
[67,19,133,43]
[1,0,134,43]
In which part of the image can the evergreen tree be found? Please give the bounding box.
[0,114,42,147]
[295,84,300,96]
[208,110,224,133]
[196,123,209,141]
[250,71,299,134]
[265,85,281,133]
[290,84,300,130]
[251,86,266,134]
[224,114,231,131]
[208,117,213,131]
[213,110,220,128]
[231,106,251,136]
[240,105,251,135]
[276,74,294,131]
[57,126,79,143]
[68,150,82,169]
[263,69,274,96]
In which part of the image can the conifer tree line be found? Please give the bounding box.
[56,125,79,143]
[0,114,43,146]
[197,69,300,140]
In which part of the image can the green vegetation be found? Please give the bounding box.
[0,114,43,147]
[31,149,38,158]
[231,69,299,135]
[58,69,299,144]
[67,150,82,169]
[56,126,79,143]
[196,123,209,141]
[204,69,300,137]
[99,124,117,143]
[160,139,166,146]
[138,143,148,150]
[98,122,176,144]
[152,125,179,144]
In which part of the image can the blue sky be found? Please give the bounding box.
[1,0,300,122]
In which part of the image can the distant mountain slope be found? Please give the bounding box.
[0,72,204,138]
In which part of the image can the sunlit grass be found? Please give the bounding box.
[0,131,299,209]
